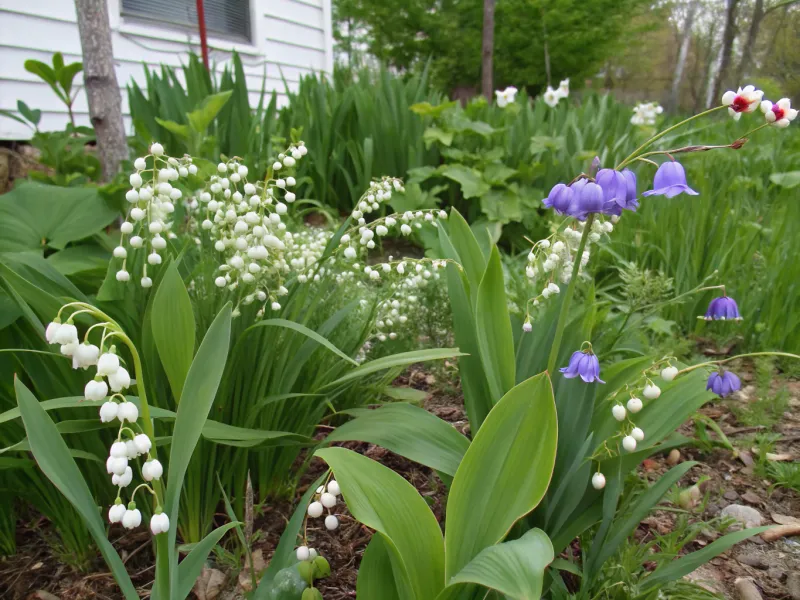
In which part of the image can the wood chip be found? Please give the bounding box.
[760,524,800,543]
[771,513,800,526]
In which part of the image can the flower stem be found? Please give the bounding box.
[616,106,726,170]
[676,352,800,376]
[546,214,594,374]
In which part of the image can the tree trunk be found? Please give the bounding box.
[668,0,699,112]
[481,0,495,99]
[707,0,741,108]
[74,0,128,182]
[733,0,764,82]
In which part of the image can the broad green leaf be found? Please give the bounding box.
[445,373,557,579]
[245,319,358,366]
[324,403,469,477]
[382,386,428,403]
[315,447,445,600]
[24,59,58,86]
[0,182,118,251]
[409,101,457,118]
[357,534,403,600]
[15,379,138,599]
[446,208,486,298]
[475,246,515,402]
[440,165,490,199]
[46,245,109,275]
[256,474,326,593]
[423,126,454,148]
[769,171,800,188]
[58,62,83,96]
[176,522,240,599]
[483,164,517,185]
[480,189,522,224]
[152,262,196,400]
[16,100,41,126]
[641,526,771,590]
[201,420,311,448]
[187,90,233,133]
[319,348,463,390]
[155,117,191,139]
[164,304,232,592]
[440,529,553,600]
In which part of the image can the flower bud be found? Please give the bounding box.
[643,384,661,400]
[622,435,637,452]
[660,366,678,382]
[320,492,336,508]
[611,404,626,421]
[631,427,645,442]
[591,472,606,490]
[296,546,310,561]
[626,397,643,413]
[307,501,323,518]
[324,515,339,531]
[327,480,340,496]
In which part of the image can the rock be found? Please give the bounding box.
[684,564,726,595]
[32,592,60,600]
[787,572,800,600]
[667,449,681,465]
[736,553,767,569]
[721,504,763,530]
[739,451,755,467]
[772,513,800,526]
[724,490,739,501]
[735,578,763,600]
[193,567,226,600]
[741,491,762,505]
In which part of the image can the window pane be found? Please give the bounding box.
[121,0,251,42]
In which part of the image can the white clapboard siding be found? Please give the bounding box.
[0,0,333,140]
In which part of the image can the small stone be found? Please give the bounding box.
[724,490,739,501]
[667,449,681,465]
[736,553,767,569]
[741,491,762,505]
[735,577,763,600]
[721,504,763,530]
[787,572,800,599]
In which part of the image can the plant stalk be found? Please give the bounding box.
[546,214,594,374]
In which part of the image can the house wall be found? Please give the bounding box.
[0,0,334,140]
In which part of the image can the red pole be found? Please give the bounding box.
[196,0,210,70]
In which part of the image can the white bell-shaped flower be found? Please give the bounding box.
[117,402,139,423]
[150,512,170,535]
[53,323,79,345]
[133,433,152,455]
[122,507,142,529]
[99,401,119,423]
[108,502,126,524]
[97,353,120,376]
[85,379,108,402]
[142,459,163,481]
[112,466,133,487]
[108,367,131,392]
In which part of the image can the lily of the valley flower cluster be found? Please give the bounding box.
[295,479,344,563]
[630,101,664,126]
[44,310,167,536]
[117,143,196,287]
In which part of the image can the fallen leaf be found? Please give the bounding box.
[738,451,755,467]
[771,513,800,526]
[741,491,762,505]
[193,567,225,600]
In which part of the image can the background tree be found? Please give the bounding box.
[481,0,496,99]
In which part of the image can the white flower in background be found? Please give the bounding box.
[721,85,764,119]
[556,78,569,100]
[543,86,560,108]
[495,86,518,108]
[150,512,170,535]
[631,102,663,126]
[761,98,797,128]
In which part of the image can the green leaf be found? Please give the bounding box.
[440,165,490,199]
[245,319,358,366]
[46,246,109,276]
[441,529,553,600]
[475,246,515,402]
[16,100,41,126]
[187,90,234,133]
[152,262,196,400]
[0,182,118,251]
[444,372,557,579]
[480,189,522,223]
[201,420,311,448]
[382,386,428,403]
[58,62,83,97]
[155,117,191,139]
[176,522,240,599]
[24,59,58,86]
[164,304,232,586]
[357,534,403,600]
[315,447,444,600]
[324,403,469,477]
[409,101,457,118]
[14,379,138,599]
[769,171,800,188]
[641,526,771,590]
[423,126,454,148]
[319,348,463,390]
[445,208,486,300]
[483,164,517,185]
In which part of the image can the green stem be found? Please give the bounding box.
[677,352,800,376]
[546,214,594,374]
[616,106,726,170]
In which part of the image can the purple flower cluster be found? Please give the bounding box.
[544,160,697,219]
[560,350,605,383]
[706,370,741,397]
[704,296,742,321]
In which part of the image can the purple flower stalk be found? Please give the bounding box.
[704,296,742,321]
[642,161,699,198]
[706,370,741,397]
[560,350,605,383]
[543,183,574,215]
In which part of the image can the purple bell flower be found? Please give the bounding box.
[706,370,741,398]
[596,168,628,207]
[704,296,742,321]
[559,350,605,384]
[642,161,699,198]
[621,168,640,211]
[568,180,605,220]
[543,183,574,215]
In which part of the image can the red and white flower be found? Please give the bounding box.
[760,98,797,128]
[721,85,764,120]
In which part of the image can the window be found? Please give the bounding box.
[121,0,252,43]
